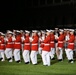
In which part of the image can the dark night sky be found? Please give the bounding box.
[0,0,76,31]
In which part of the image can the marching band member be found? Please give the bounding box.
[22,30,30,64]
[65,29,75,63]
[50,30,55,60]
[42,30,51,66]
[0,28,76,65]
[57,29,65,61]
[30,30,39,65]
[13,30,21,63]
[5,30,13,62]
[0,32,5,61]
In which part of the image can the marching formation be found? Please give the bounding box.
[0,28,76,66]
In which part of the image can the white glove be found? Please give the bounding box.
[65,35,69,41]
[21,36,25,41]
[38,32,41,36]
[12,37,16,41]
[5,38,8,41]
[42,36,45,41]
[55,35,59,39]
[29,37,33,42]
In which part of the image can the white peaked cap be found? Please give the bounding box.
[25,30,30,33]
[16,30,20,33]
[59,29,64,32]
[20,30,23,32]
[55,28,58,29]
[0,32,2,34]
[0,32,5,36]
[66,29,70,31]
[7,30,13,34]
[50,30,54,32]
[38,31,41,36]
[41,30,45,34]
[32,30,38,33]
[70,29,74,32]
[1,32,5,36]
[46,29,51,32]
[64,29,67,30]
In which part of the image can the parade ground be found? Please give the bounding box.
[0,55,76,75]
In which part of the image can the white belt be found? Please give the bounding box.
[69,43,74,45]
[50,42,54,43]
[0,44,5,46]
[58,41,63,43]
[32,44,38,45]
[15,42,20,44]
[8,43,13,44]
[44,44,50,46]
[25,43,30,45]
[41,43,44,44]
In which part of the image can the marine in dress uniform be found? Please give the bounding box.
[30,30,39,65]
[57,29,65,61]
[65,29,75,63]
[5,31,13,62]
[0,32,5,61]
[42,30,51,66]
[50,30,55,60]
[22,30,30,64]
[13,30,21,63]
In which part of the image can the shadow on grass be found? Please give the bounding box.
[51,59,59,65]
[37,58,42,64]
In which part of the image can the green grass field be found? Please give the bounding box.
[0,55,76,75]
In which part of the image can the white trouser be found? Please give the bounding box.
[30,51,38,64]
[38,47,42,55]
[14,49,20,61]
[23,50,30,63]
[0,50,5,61]
[42,51,50,66]
[50,48,55,59]
[65,49,73,60]
[58,48,63,59]
[5,48,12,59]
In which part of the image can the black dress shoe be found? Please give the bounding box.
[16,60,21,63]
[51,58,55,60]
[25,62,30,64]
[7,57,12,61]
[12,56,14,59]
[68,60,72,63]
[68,59,74,63]
[0,58,3,61]
[58,59,62,61]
